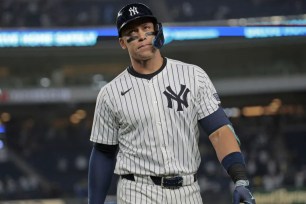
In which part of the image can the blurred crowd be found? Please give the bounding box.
[169,0,306,22]
[0,0,306,28]
[0,104,305,200]
[0,105,94,200]
[198,113,306,195]
[0,0,120,28]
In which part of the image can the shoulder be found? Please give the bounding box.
[166,57,207,75]
[166,58,193,67]
[101,69,129,91]
[166,58,203,70]
[97,68,129,101]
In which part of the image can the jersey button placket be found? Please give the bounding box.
[148,81,168,171]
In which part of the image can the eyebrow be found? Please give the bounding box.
[124,22,153,33]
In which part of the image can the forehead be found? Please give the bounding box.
[122,18,154,32]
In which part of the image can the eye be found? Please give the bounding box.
[144,25,151,30]
[126,29,137,37]
[129,29,136,34]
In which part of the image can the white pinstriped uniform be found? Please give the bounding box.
[90,57,220,204]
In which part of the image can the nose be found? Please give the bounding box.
[138,30,147,41]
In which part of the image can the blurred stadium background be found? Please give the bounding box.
[0,0,306,203]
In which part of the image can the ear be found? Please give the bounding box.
[119,38,127,49]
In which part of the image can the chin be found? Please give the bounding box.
[135,53,154,61]
[139,49,156,58]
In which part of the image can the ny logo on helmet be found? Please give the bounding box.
[163,84,190,111]
[129,6,139,16]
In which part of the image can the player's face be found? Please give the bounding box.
[119,20,157,61]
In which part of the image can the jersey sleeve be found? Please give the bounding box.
[196,67,221,120]
[90,87,119,145]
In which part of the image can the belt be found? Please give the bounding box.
[121,174,197,189]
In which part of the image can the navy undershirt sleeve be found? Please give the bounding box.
[198,107,231,136]
[88,144,117,204]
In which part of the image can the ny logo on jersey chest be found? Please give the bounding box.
[163,84,190,111]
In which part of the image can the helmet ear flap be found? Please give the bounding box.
[152,23,164,49]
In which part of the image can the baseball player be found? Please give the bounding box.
[88,3,256,204]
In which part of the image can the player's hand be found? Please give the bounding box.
[233,180,256,204]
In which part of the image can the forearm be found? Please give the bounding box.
[209,125,248,182]
[88,146,117,204]
[209,125,241,162]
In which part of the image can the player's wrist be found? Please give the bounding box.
[221,152,248,183]
[228,163,248,183]
[235,179,249,187]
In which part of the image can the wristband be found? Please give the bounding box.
[221,152,247,183]
[221,152,245,171]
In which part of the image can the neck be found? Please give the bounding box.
[130,52,163,74]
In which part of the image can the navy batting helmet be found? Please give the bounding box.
[116,3,164,49]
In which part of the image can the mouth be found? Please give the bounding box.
[138,44,152,50]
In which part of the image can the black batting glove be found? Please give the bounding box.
[233,180,256,204]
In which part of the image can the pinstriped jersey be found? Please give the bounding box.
[90,57,220,176]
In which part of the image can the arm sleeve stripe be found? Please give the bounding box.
[94,143,118,155]
[198,107,231,136]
